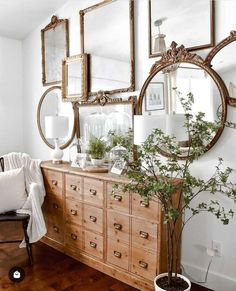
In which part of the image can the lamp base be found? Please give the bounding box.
[52,159,63,164]
[51,139,64,164]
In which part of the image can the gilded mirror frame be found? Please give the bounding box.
[62,54,88,102]
[37,86,76,149]
[41,15,69,86]
[148,0,215,58]
[205,30,236,107]
[79,0,135,96]
[138,42,228,159]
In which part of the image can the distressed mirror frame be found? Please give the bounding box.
[148,0,215,58]
[41,15,69,86]
[62,54,88,102]
[37,86,77,149]
[137,42,228,159]
[79,0,135,96]
[205,30,236,107]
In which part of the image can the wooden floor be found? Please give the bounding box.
[0,241,213,291]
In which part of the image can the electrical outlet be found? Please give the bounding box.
[212,240,222,257]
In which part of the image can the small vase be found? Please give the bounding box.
[154,273,191,291]
[91,158,104,167]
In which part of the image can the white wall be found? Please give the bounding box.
[0,36,23,155]
[21,0,236,290]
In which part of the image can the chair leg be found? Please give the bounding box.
[22,219,33,266]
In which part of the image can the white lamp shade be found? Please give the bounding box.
[45,116,69,139]
[134,115,166,145]
[166,114,188,141]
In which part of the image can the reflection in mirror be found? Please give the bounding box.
[37,86,75,149]
[149,0,214,57]
[80,0,134,95]
[41,16,69,86]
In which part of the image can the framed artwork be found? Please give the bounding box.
[110,159,126,175]
[145,82,165,111]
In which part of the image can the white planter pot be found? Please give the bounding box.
[91,158,104,167]
[154,273,191,291]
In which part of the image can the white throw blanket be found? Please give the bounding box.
[3,152,46,247]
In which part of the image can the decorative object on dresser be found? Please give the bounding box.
[41,15,69,86]
[41,161,176,290]
[88,136,107,167]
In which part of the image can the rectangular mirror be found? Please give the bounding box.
[80,0,135,96]
[62,54,88,102]
[149,0,215,58]
[41,15,69,86]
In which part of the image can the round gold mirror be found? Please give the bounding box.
[137,42,228,158]
[37,86,76,149]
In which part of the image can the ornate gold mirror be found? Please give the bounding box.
[205,31,236,106]
[41,15,69,86]
[149,0,215,58]
[37,86,76,149]
[138,42,227,158]
[80,0,135,96]
[62,54,88,102]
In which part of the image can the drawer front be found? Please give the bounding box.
[84,230,104,260]
[84,178,104,207]
[65,174,82,201]
[43,194,63,219]
[107,182,129,214]
[132,217,158,251]
[43,169,63,196]
[65,199,82,226]
[131,246,157,281]
[65,224,82,250]
[107,238,129,270]
[45,216,64,243]
[107,210,129,244]
[132,193,159,221]
[83,204,103,234]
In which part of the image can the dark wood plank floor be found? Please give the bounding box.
[0,241,213,291]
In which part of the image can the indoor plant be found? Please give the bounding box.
[113,93,236,291]
[88,136,107,166]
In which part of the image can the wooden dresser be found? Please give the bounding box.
[41,161,173,291]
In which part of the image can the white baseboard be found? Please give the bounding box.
[181,261,236,291]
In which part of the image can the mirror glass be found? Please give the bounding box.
[149,0,214,57]
[38,87,75,148]
[41,16,69,85]
[81,0,134,95]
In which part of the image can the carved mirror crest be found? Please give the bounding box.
[80,0,135,96]
[41,15,69,86]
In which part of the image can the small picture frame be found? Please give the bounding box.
[145,82,165,111]
[110,159,126,175]
[71,153,87,168]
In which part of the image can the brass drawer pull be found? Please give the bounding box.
[139,260,148,269]
[52,203,58,209]
[71,233,77,240]
[140,200,149,208]
[90,215,97,222]
[90,241,97,248]
[89,189,97,196]
[114,223,122,230]
[53,225,59,233]
[114,195,122,202]
[139,231,149,239]
[113,251,121,258]
[70,209,77,216]
[70,184,77,191]
[51,180,58,186]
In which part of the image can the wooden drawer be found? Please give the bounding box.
[65,174,82,201]
[84,178,104,207]
[107,238,129,270]
[131,246,157,281]
[132,193,159,221]
[65,199,82,226]
[65,223,82,250]
[42,169,63,196]
[107,182,129,214]
[83,204,103,234]
[45,216,64,243]
[132,217,158,251]
[43,194,63,218]
[84,230,104,260]
[107,210,129,244]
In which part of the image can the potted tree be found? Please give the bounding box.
[88,136,107,166]
[113,93,236,291]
